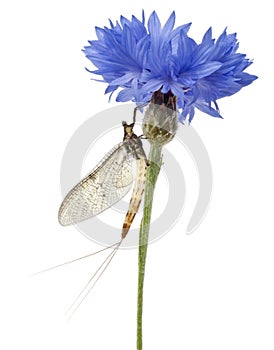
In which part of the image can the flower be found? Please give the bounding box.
[83,11,257,123]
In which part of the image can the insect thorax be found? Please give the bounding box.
[122,121,147,161]
[124,135,146,161]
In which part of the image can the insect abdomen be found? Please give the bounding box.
[121,159,147,238]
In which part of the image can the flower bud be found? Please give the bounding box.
[142,90,178,145]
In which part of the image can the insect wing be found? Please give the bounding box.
[58,142,135,226]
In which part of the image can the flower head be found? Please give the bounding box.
[83,11,257,123]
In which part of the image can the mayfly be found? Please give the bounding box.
[56,110,149,316]
[58,110,148,238]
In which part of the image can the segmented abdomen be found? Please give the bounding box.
[121,158,147,238]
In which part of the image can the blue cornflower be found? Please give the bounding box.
[83,11,257,122]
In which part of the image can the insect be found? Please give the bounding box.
[55,110,149,317]
[58,110,149,240]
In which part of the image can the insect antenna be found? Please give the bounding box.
[32,241,121,276]
[66,238,123,320]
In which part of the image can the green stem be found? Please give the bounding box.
[137,143,163,350]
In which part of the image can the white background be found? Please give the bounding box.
[1,1,273,349]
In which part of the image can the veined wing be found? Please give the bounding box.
[58,142,135,226]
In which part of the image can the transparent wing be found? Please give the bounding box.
[58,142,135,226]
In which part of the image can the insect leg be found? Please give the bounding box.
[133,102,148,124]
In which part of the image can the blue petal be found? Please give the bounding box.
[195,101,223,118]
[170,83,185,100]
[162,11,176,37]
[191,36,215,65]
[109,72,139,86]
[142,79,164,93]
[202,27,212,42]
[105,85,118,94]
[84,10,257,123]
[148,11,161,35]
[179,61,222,85]
[116,88,133,102]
